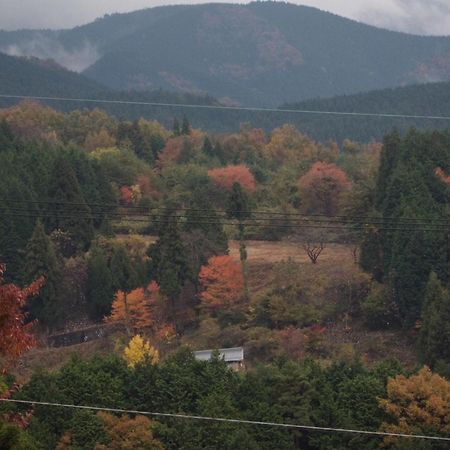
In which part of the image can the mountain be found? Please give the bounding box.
[0,52,105,98]
[2,2,450,106]
[280,81,450,142]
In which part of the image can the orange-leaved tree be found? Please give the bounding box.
[199,255,244,312]
[208,165,256,193]
[379,366,450,448]
[0,264,42,362]
[106,282,174,340]
[298,161,351,216]
[95,412,164,450]
[435,167,450,185]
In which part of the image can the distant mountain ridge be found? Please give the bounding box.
[2,2,450,106]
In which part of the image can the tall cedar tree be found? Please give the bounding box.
[24,220,61,328]
[362,130,450,325]
[147,213,190,333]
[419,272,450,367]
[86,246,114,321]
[110,245,138,336]
[226,182,251,299]
[181,115,191,135]
[46,156,94,251]
[183,191,228,282]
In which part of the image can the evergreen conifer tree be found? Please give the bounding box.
[24,219,61,328]
[181,115,191,135]
[226,182,251,299]
[183,191,228,283]
[147,213,190,332]
[110,245,138,335]
[419,272,450,366]
[86,246,114,321]
[172,118,181,136]
[46,156,94,251]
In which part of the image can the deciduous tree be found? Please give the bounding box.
[379,367,450,449]
[208,165,256,193]
[298,161,351,216]
[199,255,244,312]
[0,264,42,362]
[123,335,159,368]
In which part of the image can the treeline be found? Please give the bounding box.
[1,349,430,450]
[360,130,450,372]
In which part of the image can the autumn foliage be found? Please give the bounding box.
[123,335,159,368]
[435,167,450,184]
[298,161,351,215]
[199,255,244,311]
[106,282,175,341]
[0,264,42,361]
[95,412,164,450]
[379,366,450,446]
[208,165,256,193]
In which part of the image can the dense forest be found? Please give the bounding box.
[2,49,450,144]
[1,101,450,449]
[2,2,450,105]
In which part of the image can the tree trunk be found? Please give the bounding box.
[238,222,249,300]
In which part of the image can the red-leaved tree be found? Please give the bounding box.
[298,161,351,216]
[0,264,42,361]
[208,165,256,193]
[199,255,244,312]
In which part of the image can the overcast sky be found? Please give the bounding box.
[1,0,450,35]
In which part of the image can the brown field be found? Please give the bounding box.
[229,240,352,264]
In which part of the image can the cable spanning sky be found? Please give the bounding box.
[1,0,449,35]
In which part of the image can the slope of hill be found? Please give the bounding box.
[2,2,450,106]
[280,81,450,142]
[0,52,105,98]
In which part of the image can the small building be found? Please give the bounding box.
[194,347,244,371]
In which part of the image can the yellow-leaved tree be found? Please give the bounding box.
[379,366,450,448]
[123,335,159,369]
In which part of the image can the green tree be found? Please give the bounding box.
[181,115,191,135]
[147,213,190,333]
[226,182,251,299]
[24,219,61,328]
[419,272,450,367]
[110,245,138,336]
[86,246,114,321]
[46,156,94,251]
[183,190,228,282]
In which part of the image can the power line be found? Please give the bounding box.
[1,211,448,233]
[1,93,450,121]
[1,398,449,442]
[4,200,450,225]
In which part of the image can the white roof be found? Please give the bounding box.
[194,347,244,362]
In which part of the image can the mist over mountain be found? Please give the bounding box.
[2,2,450,106]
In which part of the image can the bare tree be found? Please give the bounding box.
[302,242,325,264]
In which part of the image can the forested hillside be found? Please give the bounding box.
[0,52,104,97]
[2,2,450,105]
[2,51,450,143]
[1,102,450,448]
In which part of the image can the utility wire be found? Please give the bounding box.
[1,211,448,233]
[3,200,450,225]
[1,399,449,442]
[1,94,450,121]
[2,206,449,228]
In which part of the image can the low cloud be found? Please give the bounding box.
[1,36,99,72]
[355,0,450,35]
